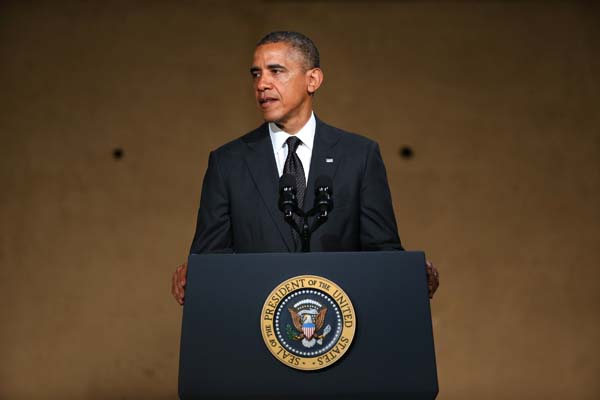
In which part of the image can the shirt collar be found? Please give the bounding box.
[269,112,316,154]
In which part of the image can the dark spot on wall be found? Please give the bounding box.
[399,146,414,160]
[113,148,124,160]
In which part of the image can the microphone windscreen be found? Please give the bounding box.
[279,173,297,190]
[315,175,333,194]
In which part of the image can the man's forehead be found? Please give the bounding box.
[252,42,304,68]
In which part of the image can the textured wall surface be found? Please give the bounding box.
[1,1,599,399]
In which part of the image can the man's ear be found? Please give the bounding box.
[307,68,324,95]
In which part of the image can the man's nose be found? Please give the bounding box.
[256,74,272,91]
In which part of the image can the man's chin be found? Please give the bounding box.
[260,111,282,124]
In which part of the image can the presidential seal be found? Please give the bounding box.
[260,275,356,371]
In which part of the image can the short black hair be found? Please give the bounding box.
[257,31,320,69]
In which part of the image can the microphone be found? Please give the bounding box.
[314,175,333,217]
[278,174,297,219]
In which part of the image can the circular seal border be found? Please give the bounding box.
[260,275,356,371]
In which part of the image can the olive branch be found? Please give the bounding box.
[286,324,300,340]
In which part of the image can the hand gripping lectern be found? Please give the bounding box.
[178,251,438,399]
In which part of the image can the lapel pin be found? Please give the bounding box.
[326,158,334,163]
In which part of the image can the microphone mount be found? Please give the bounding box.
[279,175,333,252]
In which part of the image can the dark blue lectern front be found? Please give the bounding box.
[179,251,438,399]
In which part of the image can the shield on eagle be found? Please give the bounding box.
[302,320,315,340]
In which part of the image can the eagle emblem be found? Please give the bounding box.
[287,299,332,348]
[261,276,357,370]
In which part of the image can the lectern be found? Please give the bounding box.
[179,251,438,399]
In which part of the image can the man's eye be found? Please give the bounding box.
[251,72,260,78]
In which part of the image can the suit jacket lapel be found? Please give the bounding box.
[243,124,294,251]
[304,118,343,211]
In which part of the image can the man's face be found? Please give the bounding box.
[250,42,313,128]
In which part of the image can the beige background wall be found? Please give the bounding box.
[1,1,599,398]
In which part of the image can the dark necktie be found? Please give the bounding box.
[283,136,306,249]
[284,136,306,208]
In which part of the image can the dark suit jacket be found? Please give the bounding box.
[190,118,403,253]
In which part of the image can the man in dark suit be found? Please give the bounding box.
[172,31,439,304]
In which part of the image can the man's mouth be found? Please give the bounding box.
[259,97,279,107]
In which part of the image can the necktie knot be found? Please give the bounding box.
[286,136,302,154]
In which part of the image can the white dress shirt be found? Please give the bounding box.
[268,112,316,183]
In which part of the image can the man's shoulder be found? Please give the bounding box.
[210,123,269,156]
[317,119,379,149]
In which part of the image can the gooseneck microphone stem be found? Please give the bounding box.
[301,217,311,252]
